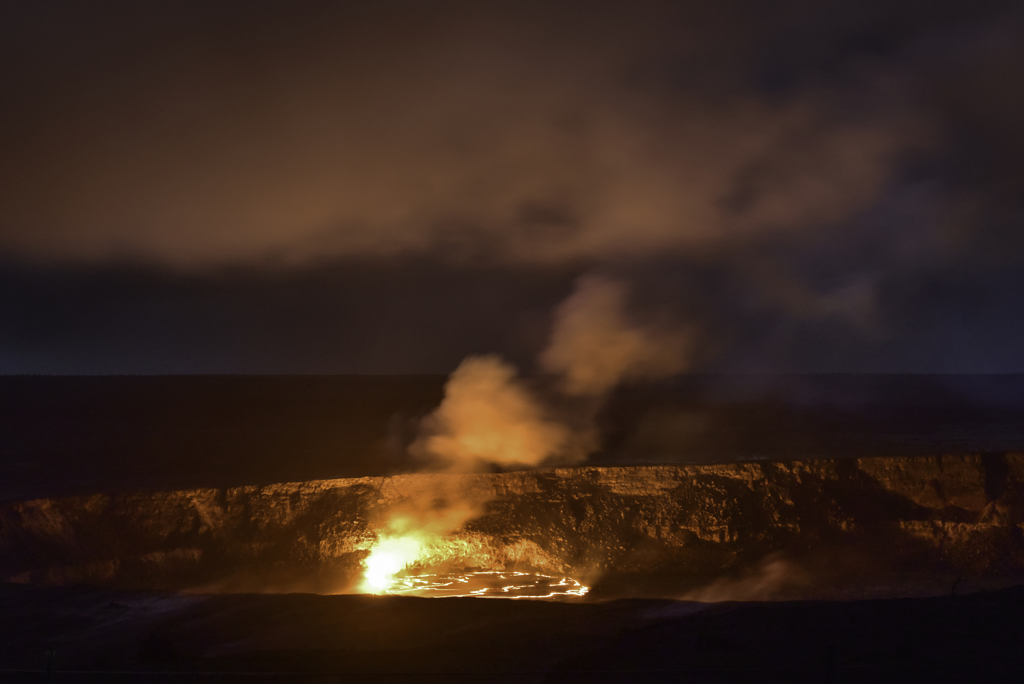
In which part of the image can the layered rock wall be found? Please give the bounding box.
[2,454,1024,593]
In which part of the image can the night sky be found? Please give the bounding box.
[2,0,1022,374]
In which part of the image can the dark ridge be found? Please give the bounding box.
[0,375,447,501]
[2,374,1024,501]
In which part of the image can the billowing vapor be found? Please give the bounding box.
[412,355,578,471]
[365,274,691,589]
[415,275,691,471]
[360,476,494,592]
[542,276,692,396]
[366,356,570,591]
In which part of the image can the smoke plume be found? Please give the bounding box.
[414,275,694,472]
[360,474,497,591]
[364,274,693,588]
[414,275,692,473]
[412,355,579,471]
[542,275,693,396]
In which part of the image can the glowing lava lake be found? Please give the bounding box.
[372,571,588,598]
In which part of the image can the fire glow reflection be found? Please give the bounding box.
[370,570,589,599]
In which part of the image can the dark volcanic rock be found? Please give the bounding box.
[2,454,1024,595]
[2,583,1024,681]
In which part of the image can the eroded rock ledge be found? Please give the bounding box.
[3,454,1024,593]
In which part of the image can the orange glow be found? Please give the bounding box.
[360,534,427,593]
[359,546,589,599]
[386,571,589,599]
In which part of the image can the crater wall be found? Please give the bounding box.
[3,454,1024,594]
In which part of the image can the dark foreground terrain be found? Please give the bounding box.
[0,583,1022,683]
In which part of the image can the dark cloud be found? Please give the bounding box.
[0,0,1022,372]
[0,258,580,374]
[0,0,941,263]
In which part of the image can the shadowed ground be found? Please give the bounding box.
[0,584,1021,683]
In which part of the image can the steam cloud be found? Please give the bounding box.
[367,275,691,585]
[416,275,691,472]
[413,355,576,471]
[542,275,692,396]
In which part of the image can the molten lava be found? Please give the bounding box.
[387,571,588,598]
[361,534,426,593]
[359,535,589,599]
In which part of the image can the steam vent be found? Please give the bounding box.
[4,453,1024,597]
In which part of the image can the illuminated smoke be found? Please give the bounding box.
[362,356,580,591]
[359,477,491,593]
[412,355,577,471]
[362,275,691,592]
[542,275,693,396]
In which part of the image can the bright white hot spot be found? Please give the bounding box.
[360,535,425,593]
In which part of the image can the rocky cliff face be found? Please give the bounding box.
[3,454,1024,595]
